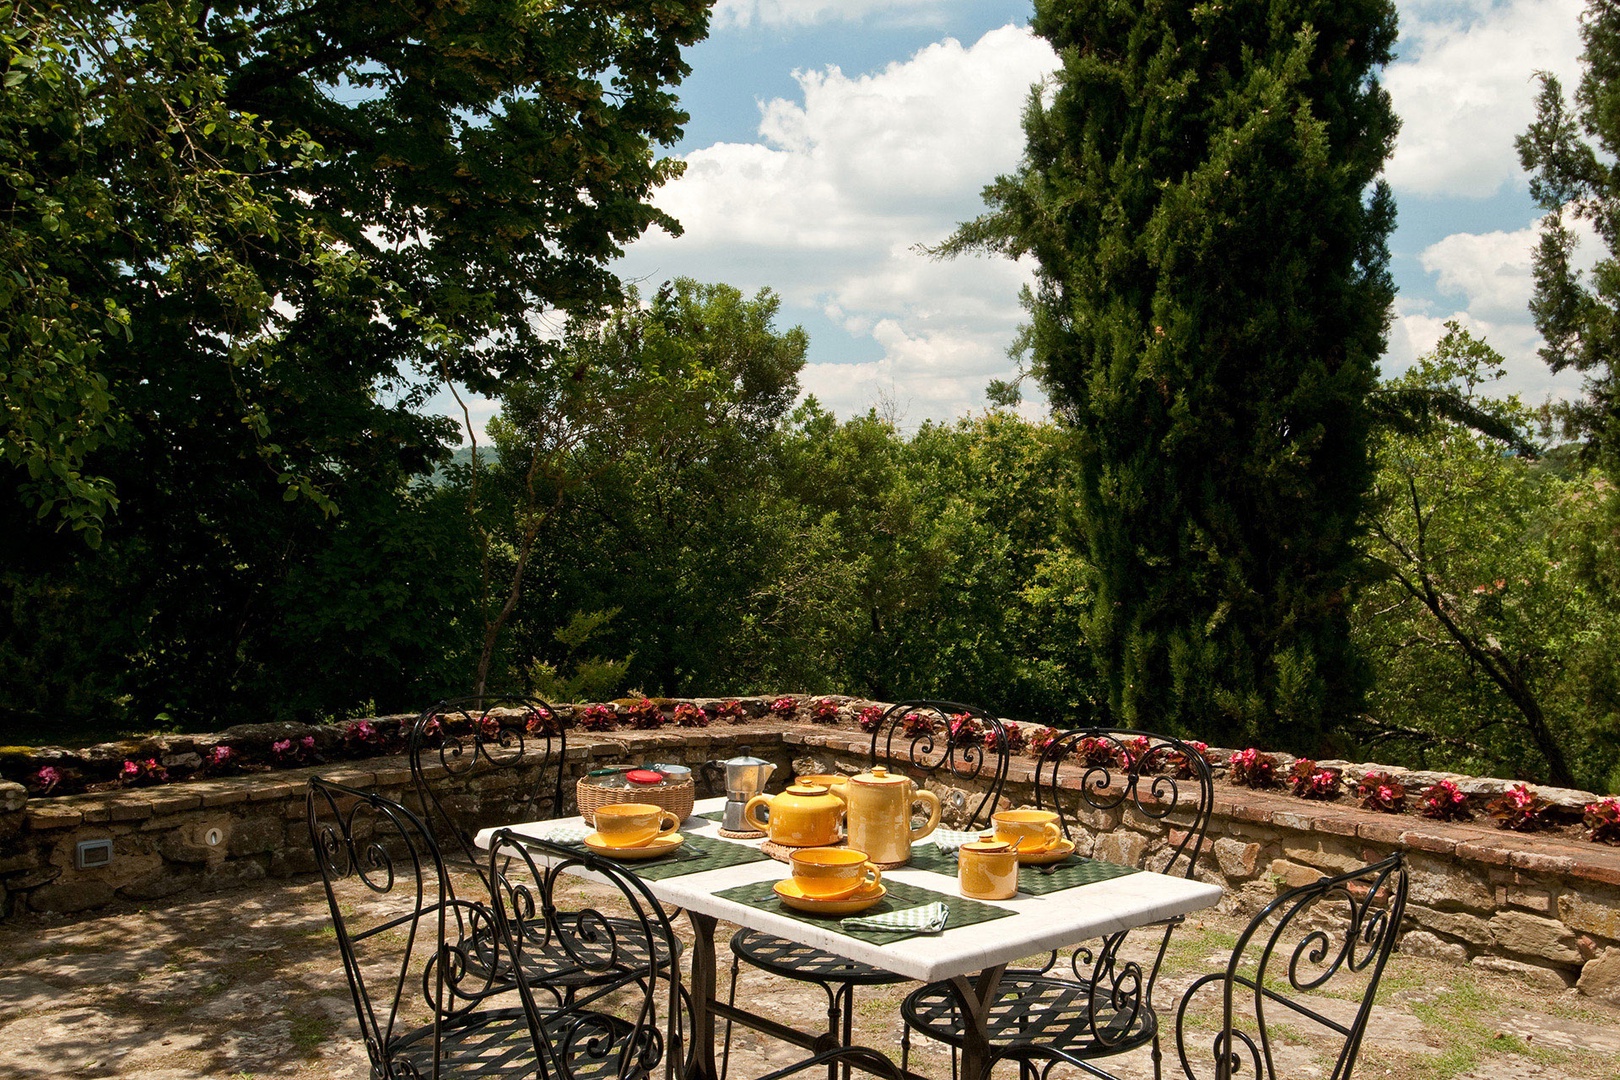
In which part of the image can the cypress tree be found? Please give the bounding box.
[949,0,1398,747]
[1518,0,1620,470]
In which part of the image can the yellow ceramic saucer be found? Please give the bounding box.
[1014,838,1077,866]
[773,878,887,915]
[581,832,685,860]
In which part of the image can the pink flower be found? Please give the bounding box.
[32,766,61,793]
[856,705,885,733]
[207,746,234,767]
[770,695,799,716]
[121,760,140,778]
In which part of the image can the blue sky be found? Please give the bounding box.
[459,0,1594,435]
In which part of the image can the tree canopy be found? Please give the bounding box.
[940,0,1400,750]
[1519,0,1620,470]
[0,0,710,729]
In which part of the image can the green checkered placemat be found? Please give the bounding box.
[907,842,1142,897]
[699,809,725,822]
[512,831,770,881]
[714,877,1014,945]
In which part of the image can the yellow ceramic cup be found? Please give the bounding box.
[594,803,681,848]
[992,809,1063,854]
[959,839,1019,900]
[789,847,882,900]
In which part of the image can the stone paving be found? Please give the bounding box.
[0,875,1617,1080]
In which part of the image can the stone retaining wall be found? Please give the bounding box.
[3,725,1618,1001]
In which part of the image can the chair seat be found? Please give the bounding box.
[902,971,1156,1062]
[389,1006,548,1077]
[730,928,909,987]
[392,1005,643,1079]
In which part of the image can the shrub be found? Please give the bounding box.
[809,698,841,725]
[1357,771,1406,813]
[1166,740,1212,779]
[201,745,238,777]
[1075,736,1120,768]
[948,712,983,743]
[578,704,618,732]
[900,710,937,737]
[120,757,168,788]
[673,702,710,728]
[1288,759,1342,800]
[1229,748,1281,789]
[856,704,885,733]
[708,700,749,724]
[1029,726,1069,759]
[1585,797,1620,845]
[984,720,1026,755]
[271,735,316,765]
[29,765,62,795]
[770,695,799,717]
[1119,735,1152,770]
[344,719,381,753]
[1487,783,1552,832]
[625,698,665,730]
[1417,780,1472,821]
[524,705,558,735]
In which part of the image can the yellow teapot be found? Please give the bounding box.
[742,782,846,847]
[843,766,941,865]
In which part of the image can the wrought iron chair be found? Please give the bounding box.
[486,827,908,1080]
[899,727,1216,1080]
[409,694,677,996]
[307,776,542,1078]
[409,694,567,877]
[1173,853,1409,1080]
[723,700,1016,1079]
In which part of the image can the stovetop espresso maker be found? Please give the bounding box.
[706,747,776,832]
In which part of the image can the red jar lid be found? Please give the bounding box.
[625,769,665,785]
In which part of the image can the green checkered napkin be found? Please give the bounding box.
[840,901,948,934]
[524,823,591,845]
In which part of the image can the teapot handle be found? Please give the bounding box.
[743,793,773,833]
[910,789,942,840]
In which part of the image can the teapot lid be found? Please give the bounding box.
[852,765,908,786]
[784,782,831,796]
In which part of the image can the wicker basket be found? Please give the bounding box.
[576,775,696,826]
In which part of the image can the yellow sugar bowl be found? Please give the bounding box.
[958,838,1019,900]
[742,782,846,847]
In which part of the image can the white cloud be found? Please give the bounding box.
[1387,214,1594,403]
[1419,224,1538,318]
[619,25,1059,421]
[1385,0,1584,197]
[712,0,945,30]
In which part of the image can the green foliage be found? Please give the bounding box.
[1518,0,1620,470]
[1355,326,1620,790]
[0,0,710,732]
[942,0,1399,750]
[525,610,632,705]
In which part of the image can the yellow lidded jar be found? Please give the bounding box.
[958,839,1019,900]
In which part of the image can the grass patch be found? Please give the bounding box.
[288,1010,338,1057]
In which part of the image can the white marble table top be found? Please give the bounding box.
[476,797,1223,986]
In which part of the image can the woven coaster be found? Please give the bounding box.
[715,877,1014,945]
[760,838,907,870]
[907,842,1142,897]
[718,827,766,840]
